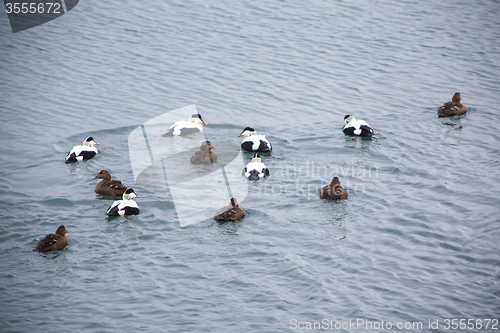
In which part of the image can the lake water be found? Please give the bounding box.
[1,1,499,332]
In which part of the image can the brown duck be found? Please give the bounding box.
[35,226,69,252]
[93,170,127,197]
[191,141,217,165]
[320,177,348,200]
[438,92,467,117]
[214,198,245,222]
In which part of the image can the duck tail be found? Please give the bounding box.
[360,125,374,136]
[247,170,260,180]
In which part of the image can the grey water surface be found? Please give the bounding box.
[1,0,499,332]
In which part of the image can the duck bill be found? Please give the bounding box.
[134,194,141,198]
[237,130,245,137]
[93,140,100,145]
[201,119,207,125]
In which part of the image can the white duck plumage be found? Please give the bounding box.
[106,188,140,216]
[65,137,99,163]
[243,154,270,180]
[342,115,374,137]
[237,127,272,152]
[162,113,207,137]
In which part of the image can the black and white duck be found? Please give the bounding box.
[237,127,272,153]
[65,137,99,163]
[243,153,269,180]
[106,188,140,216]
[342,115,374,137]
[162,113,207,137]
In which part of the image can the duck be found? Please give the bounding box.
[34,225,69,252]
[343,115,374,137]
[65,137,99,163]
[93,170,127,197]
[214,198,245,222]
[438,92,467,117]
[243,153,269,180]
[237,127,272,153]
[320,177,348,200]
[162,113,207,137]
[191,141,217,164]
[106,188,140,216]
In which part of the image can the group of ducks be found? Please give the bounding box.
[185,121,273,221]
[70,146,141,216]
[35,93,466,251]
[34,168,141,252]
[318,92,467,200]
[36,136,142,251]
[316,115,374,201]
[64,136,140,216]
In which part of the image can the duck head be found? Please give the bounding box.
[83,136,99,147]
[344,115,355,125]
[238,127,257,137]
[189,113,208,125]
[123,188,140,200]
[330,177,341,186]
[200,141,216,152]
[452,92,461,103]
[251,153,261,163]
[93,170,112,181]
[56,225,68,236]
[330,177,344,194]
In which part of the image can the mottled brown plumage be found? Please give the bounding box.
[191,141,217,164]
[214,198,245,222]
[438,92,467,117]
[93,170,127,197]
[35,226,69,252]
[320,177,348,200]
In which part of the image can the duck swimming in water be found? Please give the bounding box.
[214,198,245,222]
[191,141,217,164]
[162,113,207,137]
[320,177,348,200]
[65,137,99,163]
[106,188,140,216]
[34,226,69,252]
[438,92,467,117]
[343,115,374,137]
[93,170,127,197]
[243,153,269,180]
[237,127,272,153]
